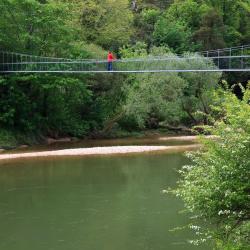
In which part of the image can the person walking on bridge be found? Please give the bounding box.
[107,51,115,71]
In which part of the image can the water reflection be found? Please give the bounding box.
[0,154,209,250]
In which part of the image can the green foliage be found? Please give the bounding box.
[0,129,18,148]
[163,0,207,29]
[121,44,221,128]
[179,57,221,124]
[153,18,194,54]
[0,75,93,137]
[132,0,172,10]
[0,0,122,140]
[133,7,161,46]
[124,71,186,127]
[152,0,250,51]
[152,0,207,52]
[0,0,87,57]
[120,42,148,58]
[81,0,133,51]
[0,0,248,141]
[176,85,250,249]
[193,9,226,50]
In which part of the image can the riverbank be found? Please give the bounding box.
[0,128,186,151]
[0,144,200,161]
[0,135,211,162]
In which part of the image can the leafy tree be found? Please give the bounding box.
[132,7,161,46]
[153,16,195,54]
[0,0,85,57]
[163,0,208,30]
[0,0,114,141]
[120,44,221,128]
[193,9,226,50]
[238,1,250,44]
[179,56,221,124]
[133,0,173,10]
[176,85,250,249]
[124,71,187,128]
[152,0,209,52]
[120,42,148,58]
[152,0,250,51]
[0,0,248,142]
[0,75,93,137]
[81,0,134,51]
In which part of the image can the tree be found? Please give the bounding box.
[0,0,114,141]
[120,44,221,128]
[176,84,250,249]
[152,0,210,52]
[152,0,250,51]
[0,0,86,57]
[193,9,226,50]
[81,0,134,51]
[133,8,161,46]
[153,18,194,54]
[0,75,93,137]
[163,0,207,30]
[179,55,221,124]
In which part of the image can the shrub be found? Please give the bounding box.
[176,84,250,249]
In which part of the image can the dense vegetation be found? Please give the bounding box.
[176,85,250,250]
[0,0,249,146]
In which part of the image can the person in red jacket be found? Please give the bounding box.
[107,51,115,71]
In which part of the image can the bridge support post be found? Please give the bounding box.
[229,48,232,70]
[217,50,220,69]
[241,45,244,69]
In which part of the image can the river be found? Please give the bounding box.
[0,138,210,250]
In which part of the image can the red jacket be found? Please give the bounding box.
[107,53,114,62]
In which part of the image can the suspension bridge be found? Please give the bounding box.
[0,45,249,73]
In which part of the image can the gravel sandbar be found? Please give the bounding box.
[0,145,200,161]
[159,135,217,141]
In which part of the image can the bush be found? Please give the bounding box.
[0,129,17,148]
[0,75,93,137]
[176,84,250,249]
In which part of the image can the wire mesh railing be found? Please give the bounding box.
[0,45,249,73]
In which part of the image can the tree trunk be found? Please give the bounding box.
[131,0,138,11]
[101,111,125,134]
[181,101,198,124]
[159,123,192,133]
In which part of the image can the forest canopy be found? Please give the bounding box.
[0,0,249,139]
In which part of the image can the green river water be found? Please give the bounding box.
[0,139,210,250]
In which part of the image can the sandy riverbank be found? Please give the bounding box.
[0,144,200,161]
[159,135,216,141]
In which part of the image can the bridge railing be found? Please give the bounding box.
[0,55,249,72]
[0,45,250,73]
